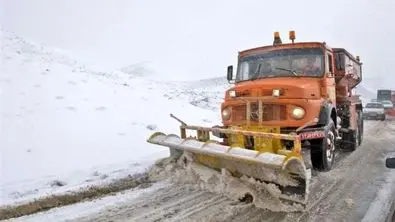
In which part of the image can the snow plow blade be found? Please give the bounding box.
[147,116,310,208]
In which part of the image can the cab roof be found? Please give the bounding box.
[239,42,331,57]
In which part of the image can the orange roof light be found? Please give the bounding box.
[289,30,295,40]
[273,31,282,45]
[289,30,295,43]
[274,31,280,39]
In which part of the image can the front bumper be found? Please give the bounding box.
[212,125,326,141]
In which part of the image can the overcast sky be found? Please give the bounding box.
[2,0,394,86]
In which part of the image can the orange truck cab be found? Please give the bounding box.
[215,31,364,171]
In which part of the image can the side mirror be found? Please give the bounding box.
[386,157,395,168]
[227,65,233,82]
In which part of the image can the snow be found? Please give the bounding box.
[361,153,395,222]
[0,29,226,206]
[4,181,170,222]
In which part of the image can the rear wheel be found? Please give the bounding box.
[354,110,363,147]
[345,110,362,151]
[358,111,363,146]
[310,119,336,171]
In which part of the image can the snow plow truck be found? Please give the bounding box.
[147,31,364,210]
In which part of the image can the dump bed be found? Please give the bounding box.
[333,48,362,102]
[333,48,362,89]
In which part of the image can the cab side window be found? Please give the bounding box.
[327,54,333,73]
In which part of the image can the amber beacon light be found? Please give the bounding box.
[289,30,296,43]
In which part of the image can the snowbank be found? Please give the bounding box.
[0,29,226,206]
[361,152,395,222]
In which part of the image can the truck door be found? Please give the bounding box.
[325,52,336,104]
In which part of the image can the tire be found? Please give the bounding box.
[346,111,362,151]
[354,111,362,147]
[310,119,336,171]
[358,111,363,146]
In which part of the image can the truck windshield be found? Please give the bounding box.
[236,48,324,82]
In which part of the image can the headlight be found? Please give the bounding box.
[291,107,305,120]
[272,89,280,97]
[222,108,232,120]
[229,90,236,97]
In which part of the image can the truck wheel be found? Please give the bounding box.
[344,111,361,152]
[358,111,363,146]
[353,111,362,148]
[310,119,336,171]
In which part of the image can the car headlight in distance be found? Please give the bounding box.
[291,107,305,120]
[229,90,236,97]
[222,107,231,120]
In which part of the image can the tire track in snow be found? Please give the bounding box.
[297,119,395,221]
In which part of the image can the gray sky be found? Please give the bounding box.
[2,0,395,85]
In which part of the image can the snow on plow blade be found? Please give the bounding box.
[147,124,310,207]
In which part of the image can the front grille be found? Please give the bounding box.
[232,105,246,121]
[236,90,251,97]
[260,90,273,96]
[232,103,287,121]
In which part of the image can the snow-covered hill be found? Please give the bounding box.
[0,29,226,206]
[356,84,376,104]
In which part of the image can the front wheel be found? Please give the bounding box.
[310,119,336,171]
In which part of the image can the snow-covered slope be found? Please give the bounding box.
[355,84,377,105]
[0,29,226,206]
[118,62,156,77]
[164,77,230,112]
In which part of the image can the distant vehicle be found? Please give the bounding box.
[363,102,385,120]
[376,89,395,116]
[377,89,392,102]
[381,100,394,109]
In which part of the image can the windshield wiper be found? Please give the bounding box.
[274,67,299,76]
[250,64,262,81]
[247,66,299,81]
